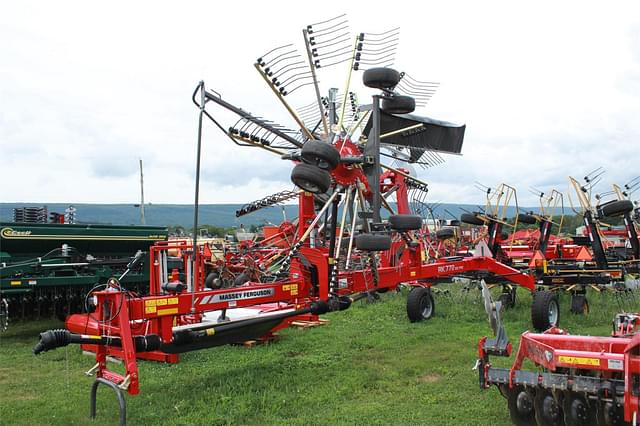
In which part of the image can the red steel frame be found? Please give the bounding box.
[479,319,640,423]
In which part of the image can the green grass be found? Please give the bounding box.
[0,286,633,425]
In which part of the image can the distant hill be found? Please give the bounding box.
[0,202,550,228]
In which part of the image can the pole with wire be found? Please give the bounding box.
[191,81,206,313]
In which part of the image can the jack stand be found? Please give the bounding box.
[90,378,126,426]
[217,308,230,323]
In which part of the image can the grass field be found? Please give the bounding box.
[0,286,634,425]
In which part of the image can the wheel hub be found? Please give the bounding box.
[542,395,560,421]
[570,398,587,421]
[516,391,533,415]
[298,179,319,192]
[419,294,432,319]
[548,300,558,326]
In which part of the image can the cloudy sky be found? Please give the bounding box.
[1,1,639,207]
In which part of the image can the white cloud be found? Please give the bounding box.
[1,1,640,207]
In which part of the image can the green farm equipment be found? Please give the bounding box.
[0,221,167,328]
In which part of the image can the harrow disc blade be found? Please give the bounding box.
[534,389,564,426]
[563,392,595,426]
[507,385,537,426]
[480,280,499,336]
[596,401,629,426]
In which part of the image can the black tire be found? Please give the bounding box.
[498,293,511,310]
[436,228,455,240]
[517,213,537,225]
[600,199,634,217]
[301,142,340,171]
[355,234,392,251]
[570,294,589,315]
[388,214,422,231]
[233,272,250,286]
[381,95,415,114]
[205,272,219,289]
[406,286,435,322]
[460,212,484,226]
[313,193,330,209]
[291,163,331,194]
[507,385,536,426]
[498,287,516,309]
[363,67,401,89]
[531,290,560,331]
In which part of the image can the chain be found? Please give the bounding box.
[368,252,379,288]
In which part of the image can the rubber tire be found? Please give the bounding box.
[301,142,340,171]
[531,290,560,331]
[205,272,219,289]
[388,214,423,231]
[498,288,516,310]
[233,272,250,286]
[517,213,537,225]
[570,295,589,315]
[406,286,435,322]
[381,95,415,114]
[460,212,484,226]
[291,163,331,194]
[600,199,634,217]
[363,67,401,89]
[436,228,455,240]
[355,234,392,251]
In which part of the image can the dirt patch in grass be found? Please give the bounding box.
[417,373,442,383]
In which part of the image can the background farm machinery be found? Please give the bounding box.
[455,172,640,331]
[0,220,168,330]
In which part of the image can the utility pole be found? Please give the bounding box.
[139,159,146,225]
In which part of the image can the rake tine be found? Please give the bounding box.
[584,166,604,180]
[261,51,299,70]
[310,31,351,47]
[256,44,295,65]
[268,58,306,79]
[307,16,348,34]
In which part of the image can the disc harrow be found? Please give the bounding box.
[477,281,640,425]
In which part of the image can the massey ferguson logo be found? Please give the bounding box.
[198,288,276,305]
[1,228,32,238]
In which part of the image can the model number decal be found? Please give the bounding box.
[437,265,463,274]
